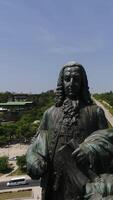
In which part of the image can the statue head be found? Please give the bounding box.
[55,61,92,107]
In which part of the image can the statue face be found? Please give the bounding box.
[63,66,82,99]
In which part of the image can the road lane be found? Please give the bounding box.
[92,97,113,127]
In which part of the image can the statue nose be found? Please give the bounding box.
[70,78,74,85]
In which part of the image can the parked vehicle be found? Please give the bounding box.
[6,176,28,186]
[8,156,17,161]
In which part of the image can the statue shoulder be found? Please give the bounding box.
[44,105,61,117]
[39,105,61,130]
[86,104,104,114]
[41,105,58,120]
[45,105,57,114]
[86,104,108,129]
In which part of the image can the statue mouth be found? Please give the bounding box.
[69,89,79,95]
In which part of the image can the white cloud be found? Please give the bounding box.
[49,38,107,55]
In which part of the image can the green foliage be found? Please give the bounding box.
[0,92,13,103]
[16,155,26,172]
[0,90,55,145]
[0,123,17,145]
[93,91,113,106]
[10,168,26,176]
[0,156,9,172]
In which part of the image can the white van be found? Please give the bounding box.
[7,176,28,186]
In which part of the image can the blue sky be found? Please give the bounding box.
[0,0,113,94]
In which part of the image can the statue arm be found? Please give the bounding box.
[79,129,113,172]
[26,111,49,179]
[72,129,113,199]
[71,106,108,169]
[72,129,113,173]
[96,107,108,129]
[85,174,113,199]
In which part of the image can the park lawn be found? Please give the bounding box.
[0,189,32,200]
[10,168,26,176]
[0,173,3,177]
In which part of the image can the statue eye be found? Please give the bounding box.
[64,75,70,82]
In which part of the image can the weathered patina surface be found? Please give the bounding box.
[26,62,108,200]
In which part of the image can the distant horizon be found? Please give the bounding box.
[0,89,112,95]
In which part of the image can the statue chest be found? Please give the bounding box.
[47,105,98,156]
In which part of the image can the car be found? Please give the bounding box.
[8,156,17,161]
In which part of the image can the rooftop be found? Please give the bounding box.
[0,101,33,106]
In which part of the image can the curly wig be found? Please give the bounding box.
[55,61,92,107]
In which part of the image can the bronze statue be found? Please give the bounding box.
[26,61,108,200]
[75,128,113,199]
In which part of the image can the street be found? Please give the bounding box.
[92,97,113,127]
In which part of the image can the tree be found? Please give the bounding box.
[16,155,26,171]
[0,156,9,172]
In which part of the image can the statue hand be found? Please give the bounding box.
[72,147,89,167]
